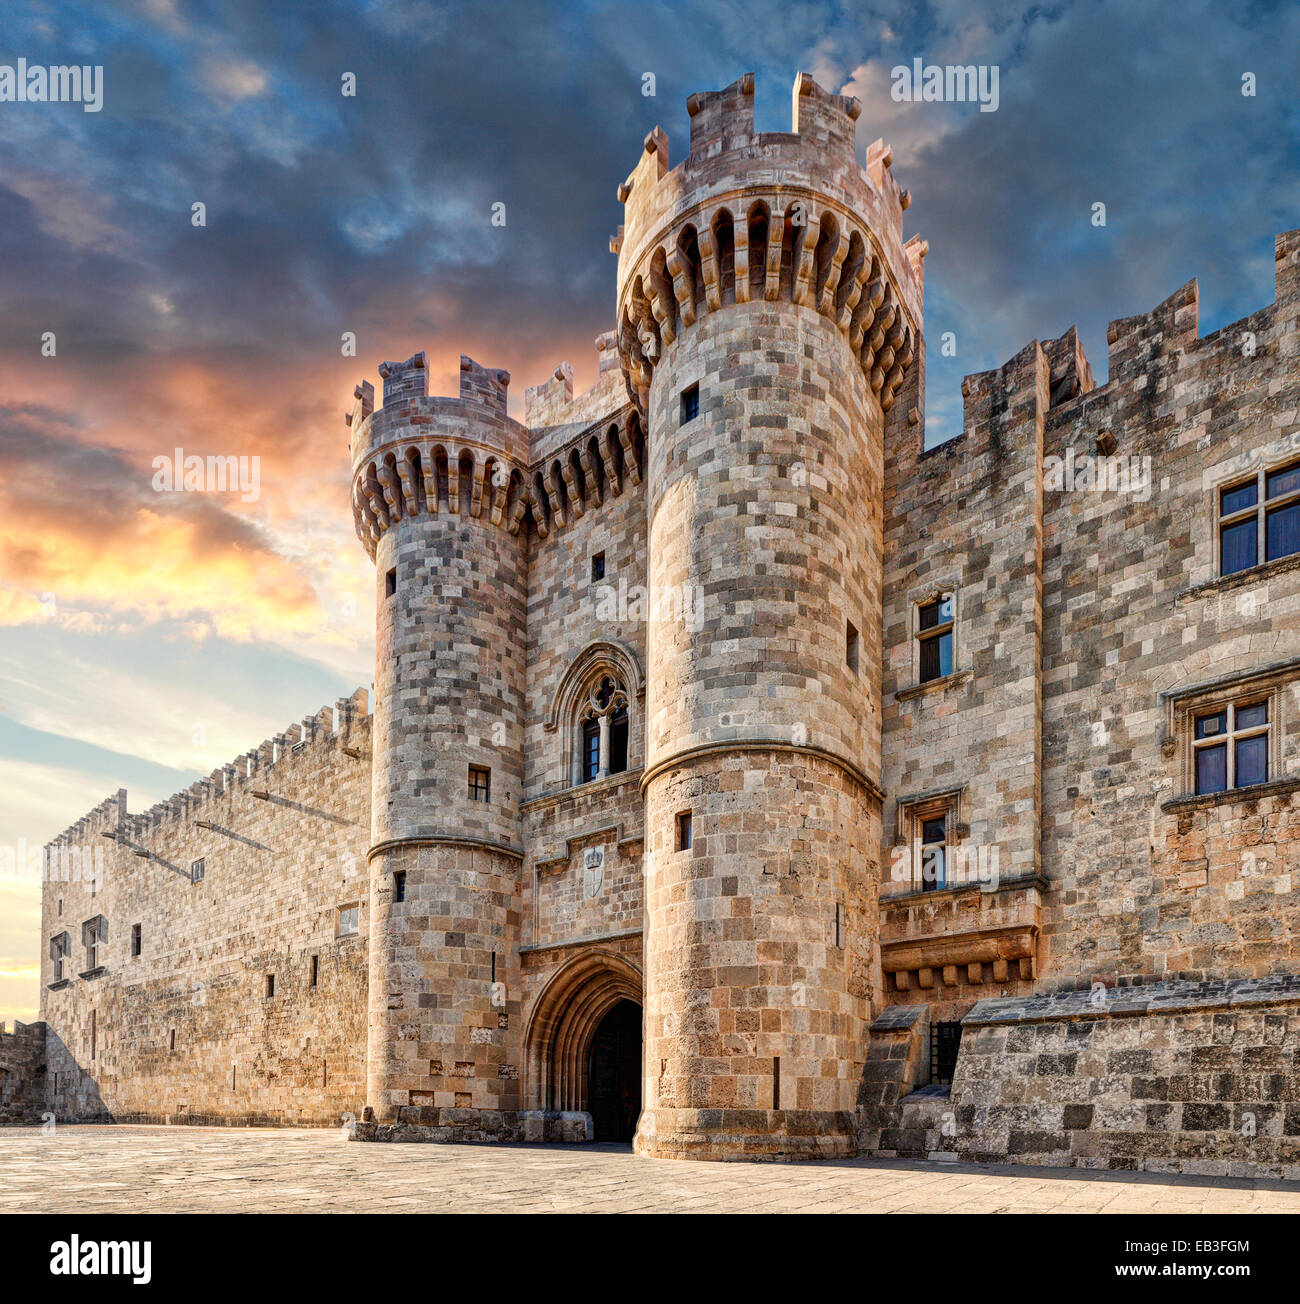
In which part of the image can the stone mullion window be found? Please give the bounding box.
[81,915,106,972]
[1218,458,1300,576]
[1167,670,1288,800]
[1192,698,1271,795]
[574,676,629,785]
[49,932,69,982]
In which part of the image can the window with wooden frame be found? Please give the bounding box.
[916,594,955,684]
[1192,697,1271,795]
[468,765,491,802]
[1219,458,1300,576]
[1166,669,1288,801]
[920,813,948,891]
[897,791,961,893]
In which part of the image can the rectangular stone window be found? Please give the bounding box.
[677,811,693,851]
[385,567,397,597]
[130,923,142,958]
[310,955,319,987]
[191,858,205,883]
[337,903,360,937]
[917,594,954,683]
[846,620,859,674]
[49,932,69,983]
[680,382,699,424]
[81,915,106,971]
[265,973,275,999]
[393,871,406,903]
[591,551,606,582]
[169,1029,175,1052]
[1193,698,1270,795]
[468,765,491,802]
[1165,666,1290,802]
[89,1009,96,1062]
[1219,457,1300,576]
[895,791,962,894]
[920,815,948,891]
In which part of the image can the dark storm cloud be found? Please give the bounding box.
[0,0,1295,424]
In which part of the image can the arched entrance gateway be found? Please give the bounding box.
[524,950,643,1142]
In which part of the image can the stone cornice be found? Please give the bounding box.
[639,739,884,804]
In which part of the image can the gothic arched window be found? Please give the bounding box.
[576,676,630,784]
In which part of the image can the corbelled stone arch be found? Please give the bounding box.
[403,445,427,514]
[457,447,475,516]
[605,421,625,490]
[506,468,527,535]
[480,454,500,522]
[671,222,702,321]
[567,446,588,510]
[432,444,451,511]
[648,247,676,343]
[710,207,736,306]
[835,228,866,322]
[746,199,770,300]
[812,210,842,312]
[583,434,606,504]
[524,949,643,1112]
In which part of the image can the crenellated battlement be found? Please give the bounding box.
[349,354,531,556]
[45,689,371,854]
[613,72,922,420]
[893,226,1300,478]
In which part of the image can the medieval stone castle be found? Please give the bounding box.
[10,72,1300,1175]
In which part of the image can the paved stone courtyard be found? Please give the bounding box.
[2,1125,1299,1213]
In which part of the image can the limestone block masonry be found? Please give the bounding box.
[33,71,1300,1176]
[0,1022,47,1123]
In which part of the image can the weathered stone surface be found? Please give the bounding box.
[31,72,1300,1177]
[0,1021,47,1123]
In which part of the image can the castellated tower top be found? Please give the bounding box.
[349,352,531,560]
[613,71,925,417]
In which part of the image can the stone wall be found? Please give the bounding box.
[25,69,1300,1176]
[876,230,1300,1027]
[1038,245,1300,990]
[40,694,372,1126]
[952,978,1300,1177]
[0,1021,47,1123]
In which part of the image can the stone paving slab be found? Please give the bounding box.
[2,1126,1298,1213]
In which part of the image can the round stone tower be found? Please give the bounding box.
[615,73,923,1159]
[349,352,530,1137]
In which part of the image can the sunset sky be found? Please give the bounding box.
[2,0,1297,1023]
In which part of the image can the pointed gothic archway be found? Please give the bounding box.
[524,949,643,1137]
